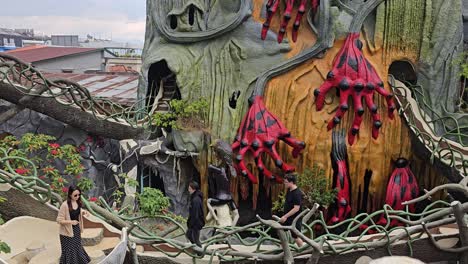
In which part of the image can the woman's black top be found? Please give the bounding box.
[70,206,81,221]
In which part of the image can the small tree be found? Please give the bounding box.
[272,164,338,214]
[138,188,170,217]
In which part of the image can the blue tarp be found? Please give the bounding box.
[0,46,16,52]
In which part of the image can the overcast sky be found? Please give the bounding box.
[0,0,146,45]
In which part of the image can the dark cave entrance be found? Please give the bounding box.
[237,176,272,226]
[388,60,417,85]
[147,60,181,113]
[358,169,373,214]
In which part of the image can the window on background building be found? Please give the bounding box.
[9,38,14,45]
[3,38,8,46]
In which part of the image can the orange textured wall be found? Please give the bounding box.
[248,0,444,214]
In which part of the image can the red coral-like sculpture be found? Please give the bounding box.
[378,158,419,227]
[261,0,319,43]
[314,33,396,145]
[232,96,305,184]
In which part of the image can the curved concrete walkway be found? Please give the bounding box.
[0,216,60,261]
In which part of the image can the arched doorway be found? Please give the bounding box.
[388,60,417,85]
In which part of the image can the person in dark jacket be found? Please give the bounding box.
[187,181,205,247]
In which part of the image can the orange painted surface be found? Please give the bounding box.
[247,0,444,214]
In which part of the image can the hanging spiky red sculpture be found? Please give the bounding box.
[314,33,396,145]
[232,96,305,184]
[261,0,320,43]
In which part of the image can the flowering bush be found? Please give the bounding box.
[0,133,87,199]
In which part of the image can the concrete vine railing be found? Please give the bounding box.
[0,54,150,139]
[1,146,467,263]
[389,75,468,178]
[97,227,129,264]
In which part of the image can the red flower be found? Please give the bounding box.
[89,197,98,202]
[62,187,69,193]
[50,150,59,156]
[86,136,93,142]
[15,168,29,175]
[48,143,60,149]
[38,175,46,180]
[78,145,86,152]
[57,177,64,183]
[50,184,55,189]
[76,175,81,179]
[43,167,55,172]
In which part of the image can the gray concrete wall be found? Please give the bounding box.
[33,50,104,73]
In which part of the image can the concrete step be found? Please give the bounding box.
[28,247,59,264]
[82,228,104,246]
[84,237,121,252]
[88,249,106,264]
[7,241,46,264]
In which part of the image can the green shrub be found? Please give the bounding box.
[0,197,10,254]
[151,98,209,130]
[77,177,94,195]
[298,165,338,209]
[138,188,170,217]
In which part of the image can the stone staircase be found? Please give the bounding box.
[154,73,179,112]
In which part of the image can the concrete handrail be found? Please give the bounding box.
[97,227,128,264]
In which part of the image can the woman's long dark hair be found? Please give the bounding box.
[67,185,82,211]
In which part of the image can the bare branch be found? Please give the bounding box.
[422,222,468,253]
[403,183,468,205]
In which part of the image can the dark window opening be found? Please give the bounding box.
[188,5,196,26]
[388,60,417,85]
[147,60,181,114]
[170,15,178,30]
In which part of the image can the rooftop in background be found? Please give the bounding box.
[0,28,25,37]
[108,65,138,73]
[43,72,138,106]
[5,46,100,63]
[105,47,142,58]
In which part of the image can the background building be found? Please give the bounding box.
[51,35,79,47]
[6,46,110,73]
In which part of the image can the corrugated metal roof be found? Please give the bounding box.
[5,46,100,63]
[43,72,138,106]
